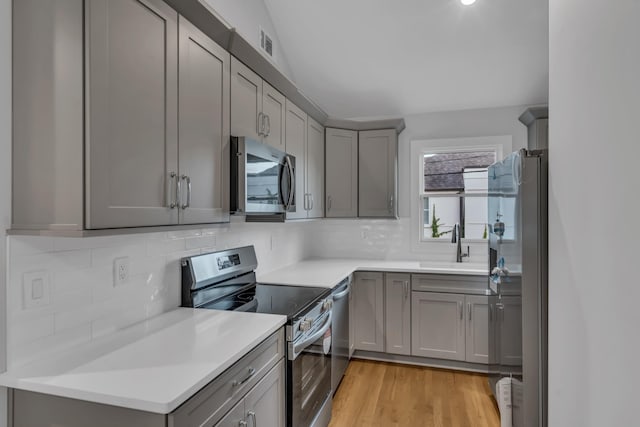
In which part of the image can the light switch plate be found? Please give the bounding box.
[22,271,51,309]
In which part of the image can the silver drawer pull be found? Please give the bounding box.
[232,367,256,387]
[239,421,248,427]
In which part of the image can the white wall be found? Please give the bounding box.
[0,0,10,423]
[202,0,294,80]
[549,1,640,425]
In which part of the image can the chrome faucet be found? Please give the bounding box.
[451,223,469,263]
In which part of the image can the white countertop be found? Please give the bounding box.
[0,308,286,414]
[257,258,488,289]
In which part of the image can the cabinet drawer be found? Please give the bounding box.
[169,328,284,427]
[411,274,487,294]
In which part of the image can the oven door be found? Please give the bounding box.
[288,310,332,427]
[231,136,296,215]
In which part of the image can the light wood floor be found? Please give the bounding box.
[329,359,499,427]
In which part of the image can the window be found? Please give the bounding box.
[410,136,512,248]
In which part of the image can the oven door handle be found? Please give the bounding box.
[332,282,351,301]
[290,310,332,360]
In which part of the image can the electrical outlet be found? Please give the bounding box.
[22,271,51,309]
[113,257,130,286]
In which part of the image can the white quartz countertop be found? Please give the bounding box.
[257,259,488,289]
[0,308,286,414]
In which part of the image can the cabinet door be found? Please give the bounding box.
[231,57,262,140]
[178,17,230,224]
[284,100,307,219]
[411,292,465,361]
[348,280,355,358]
[86,0,178,228]
[384,273,411,355]
[325,128,358,218]
[244,360,286,427]
[306,117,325,218]
[499,296,523,366]
[465,295,489,364]
[358,129,397,218]
[262,81,286,151]
[214,399,245,427]
[353,272,384,352]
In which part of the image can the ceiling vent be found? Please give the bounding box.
[260,27,274,58]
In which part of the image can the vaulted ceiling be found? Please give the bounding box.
[263,0,548,119]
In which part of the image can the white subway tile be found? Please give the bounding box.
[147,238,186,257]
[8,314,55,346]
[185,235,217,250]
[91,244,147,268]
[8,236,54,258]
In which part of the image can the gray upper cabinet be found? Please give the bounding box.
[325,128,358,218]
[86,0,179,229]
[178,17,230,225]
[358,129,397,218]
[13,0,85,231]
[284,100,308,220]
[384,273,411,356]
[231,57,286,151]
[411,292,466,361]
[306,117,325,218]
[13,1,232,231]
[353,272,384,352]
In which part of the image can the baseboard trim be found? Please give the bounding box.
[352,350,490,374]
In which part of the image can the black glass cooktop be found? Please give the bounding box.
[202,284,331,319]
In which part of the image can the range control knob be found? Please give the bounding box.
[322,299,333,311]
[299,319,312,332]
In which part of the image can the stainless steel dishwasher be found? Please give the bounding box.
[331,276,351,394]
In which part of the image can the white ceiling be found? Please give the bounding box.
[263,0,549,119]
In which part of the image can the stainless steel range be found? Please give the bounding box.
[181,246,333,427]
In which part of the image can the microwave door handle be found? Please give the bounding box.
[285,155,295,209]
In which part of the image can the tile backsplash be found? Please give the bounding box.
[5,216,487,369]
[6,220,311,369]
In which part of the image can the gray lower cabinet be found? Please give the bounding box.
[325,128,358,218]
[358,129,398,218]
[215,361,286,427]
[384,273,411,355]
[465,295,490,364]
[411,292,466,361]
[411,290,490,364]
[352,272,384,352]
[9,329,285,427]
[497,295,523,367]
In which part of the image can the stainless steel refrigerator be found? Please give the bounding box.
[488,108,548,427]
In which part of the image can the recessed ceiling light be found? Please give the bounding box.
[461,0,476,5]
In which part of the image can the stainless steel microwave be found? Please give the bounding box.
[230,136,296,222]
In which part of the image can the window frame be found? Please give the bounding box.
[410,136,513,251]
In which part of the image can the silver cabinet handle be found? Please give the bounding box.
[388,194,394,213]
[168,172,178,209]
[239,421,248,427]
[257,112,264,136]
[403,281,409,299]
[309,193,314,211]
[459,301,463,320]
[489,304,493,322]
[180,175,191,209]
[327,195,332,211]
[265,114,271,137]
[248,411,257,427]
[232,367,256,387]
[468,303,472,322]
